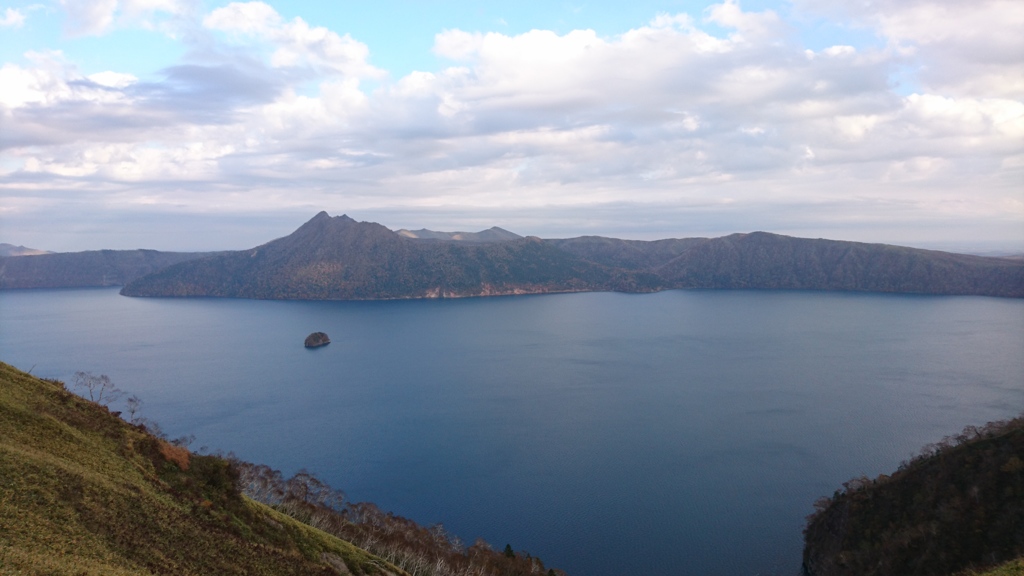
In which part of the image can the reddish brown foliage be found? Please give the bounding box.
[159,441,191,471]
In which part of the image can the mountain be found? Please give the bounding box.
[654,232,1024,297]
[553,233,1024,297]
[0,249,217,289]
[0,243,51,257]
[121,212,647,299]
[547,236,707,270]
[119,212,1024,300]
[0,361,405,575]
[802,415,1024,576]
[396,226,523,242]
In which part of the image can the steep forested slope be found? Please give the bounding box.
[657,232,1024,297]
[803,416,1024,576]
[0,249,215,289]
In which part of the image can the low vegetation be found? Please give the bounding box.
[803,415,1024,576]
[0,361,402,575]
[233,462,566,576]
[8,353,1018,575]
[0,361,565,575]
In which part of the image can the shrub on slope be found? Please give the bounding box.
[0,361,402,575]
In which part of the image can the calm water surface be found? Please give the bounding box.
[2,288,1022,575]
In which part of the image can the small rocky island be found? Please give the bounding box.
[304,332,330,348]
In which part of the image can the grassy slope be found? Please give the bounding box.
[0,361,405,576]
[966,559,1024,576]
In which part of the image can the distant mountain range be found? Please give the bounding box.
[120,213,634,299]
[396,226,522,242]
[0,243,50,257]
[0,249,216,289]
[119,212,1024,299]
[3,212,1022,298]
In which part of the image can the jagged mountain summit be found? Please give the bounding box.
[117,212,1024,300]
[0,243,50,257]
[120,212,639,299]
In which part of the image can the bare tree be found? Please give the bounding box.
[71,371,124,405]
[125,395,143,424]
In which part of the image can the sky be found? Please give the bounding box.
[1,0,1022,252]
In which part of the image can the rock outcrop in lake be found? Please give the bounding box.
[118,212,1024,300]
[304,332,330,348]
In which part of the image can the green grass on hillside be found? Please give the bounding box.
[963,559,1024,576]
[0,361,405,576]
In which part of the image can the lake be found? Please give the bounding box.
[1,287,1022,575]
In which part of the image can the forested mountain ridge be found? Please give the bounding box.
[0,249,216,289]
[654,232,1024,297]
[4,212,1020,297]
[120,212,1024,299]
[120,212,653,299]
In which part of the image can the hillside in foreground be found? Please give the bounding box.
[0,361,566,576]
[0,361,404,575]
[803,415,1024,576]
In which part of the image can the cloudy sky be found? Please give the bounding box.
[1,0,1021,252]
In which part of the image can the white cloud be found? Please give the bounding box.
[792,0,1024,97]
[88,71,138,88]
[703,0,786,43]
[203,1,383,78]
[0,7,25,27]
[202,1,277,35]
[0,52,142,109]
[60,0,117,36]
[2,0,1022,250]
[58,0,192,36]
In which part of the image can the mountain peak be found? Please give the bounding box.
[0,243,52,257]
[395,226,522,243]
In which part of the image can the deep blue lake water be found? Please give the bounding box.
[1,288,1022,575]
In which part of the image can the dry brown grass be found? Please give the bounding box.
[157,441,190,471]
